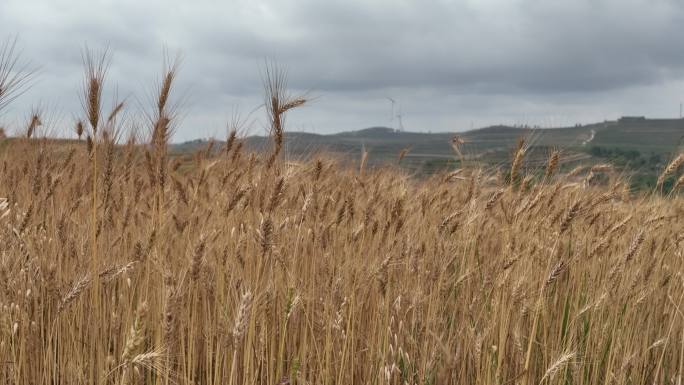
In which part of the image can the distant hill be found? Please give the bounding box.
[173,117,684,172]
[2,116,681,189]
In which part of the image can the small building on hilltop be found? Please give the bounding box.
[618,116,646,123]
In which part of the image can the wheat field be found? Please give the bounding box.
[1,46,684,385]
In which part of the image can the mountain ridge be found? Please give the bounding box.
[174,117,684,155]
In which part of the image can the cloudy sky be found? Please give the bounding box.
[1,0,684,141]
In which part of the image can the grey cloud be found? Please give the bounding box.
[1,0,684,140]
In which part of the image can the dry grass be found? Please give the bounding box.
[0,49,684,385]
[0,38,36,113]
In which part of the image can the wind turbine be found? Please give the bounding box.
[386,97,396,130]
[396,103,405,132]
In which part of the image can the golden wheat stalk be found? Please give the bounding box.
[657,154,683,188]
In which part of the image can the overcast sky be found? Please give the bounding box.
[2,0,684,142]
